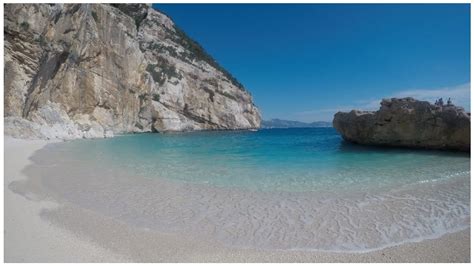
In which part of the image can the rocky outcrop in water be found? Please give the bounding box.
[4,4,261,139]
[333,98,470,151]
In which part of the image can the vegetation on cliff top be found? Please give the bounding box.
[171,25,244,90]
[153,6,245,90]
[110,4,245,90]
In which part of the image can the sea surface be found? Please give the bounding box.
[21,128,470,252]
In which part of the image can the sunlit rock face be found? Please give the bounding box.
[333,98,470,151]
[4,4,261,139]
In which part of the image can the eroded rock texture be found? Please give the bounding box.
[5,4,261,139]
[333,98,470,151]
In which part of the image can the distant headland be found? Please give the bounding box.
[261,119,332,129]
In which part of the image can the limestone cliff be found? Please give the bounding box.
[333,98,470,151]
[4,4,261,139]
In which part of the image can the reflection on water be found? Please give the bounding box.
[337,140,470,158]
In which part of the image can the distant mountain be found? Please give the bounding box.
[261,119,332,128]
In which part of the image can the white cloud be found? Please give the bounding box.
[293,83,470,122]
[393,83,470,109]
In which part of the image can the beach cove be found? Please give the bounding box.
[4,129,470,262]
[3,3,471,263]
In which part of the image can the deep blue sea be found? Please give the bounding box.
[27,128,470,251]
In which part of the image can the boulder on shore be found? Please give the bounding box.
[333,97,470,152]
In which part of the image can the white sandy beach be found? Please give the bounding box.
[4,137,129,262]
[4,136,471,263]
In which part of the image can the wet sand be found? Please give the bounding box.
[4,136,470,262]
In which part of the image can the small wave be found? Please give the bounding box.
[18,138,472,253]
[416,170,470,184]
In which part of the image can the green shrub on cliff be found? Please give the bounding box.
[147,57,182,86]
[20,21,29,31]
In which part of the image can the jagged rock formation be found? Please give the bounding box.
[333,98,470,151]
[4,4,260,139]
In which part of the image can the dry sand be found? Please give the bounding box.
[4,136,471,262]
[4,137,129,262]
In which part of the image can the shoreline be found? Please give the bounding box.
[4,136,470,262]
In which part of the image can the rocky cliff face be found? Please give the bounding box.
[4,4,261,139]
[333,98,470,151]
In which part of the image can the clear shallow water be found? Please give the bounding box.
[19,128,470,252]
[60,128,469,192]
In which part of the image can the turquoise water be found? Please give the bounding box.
[25,128,470,251]
[62,128,469,192]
